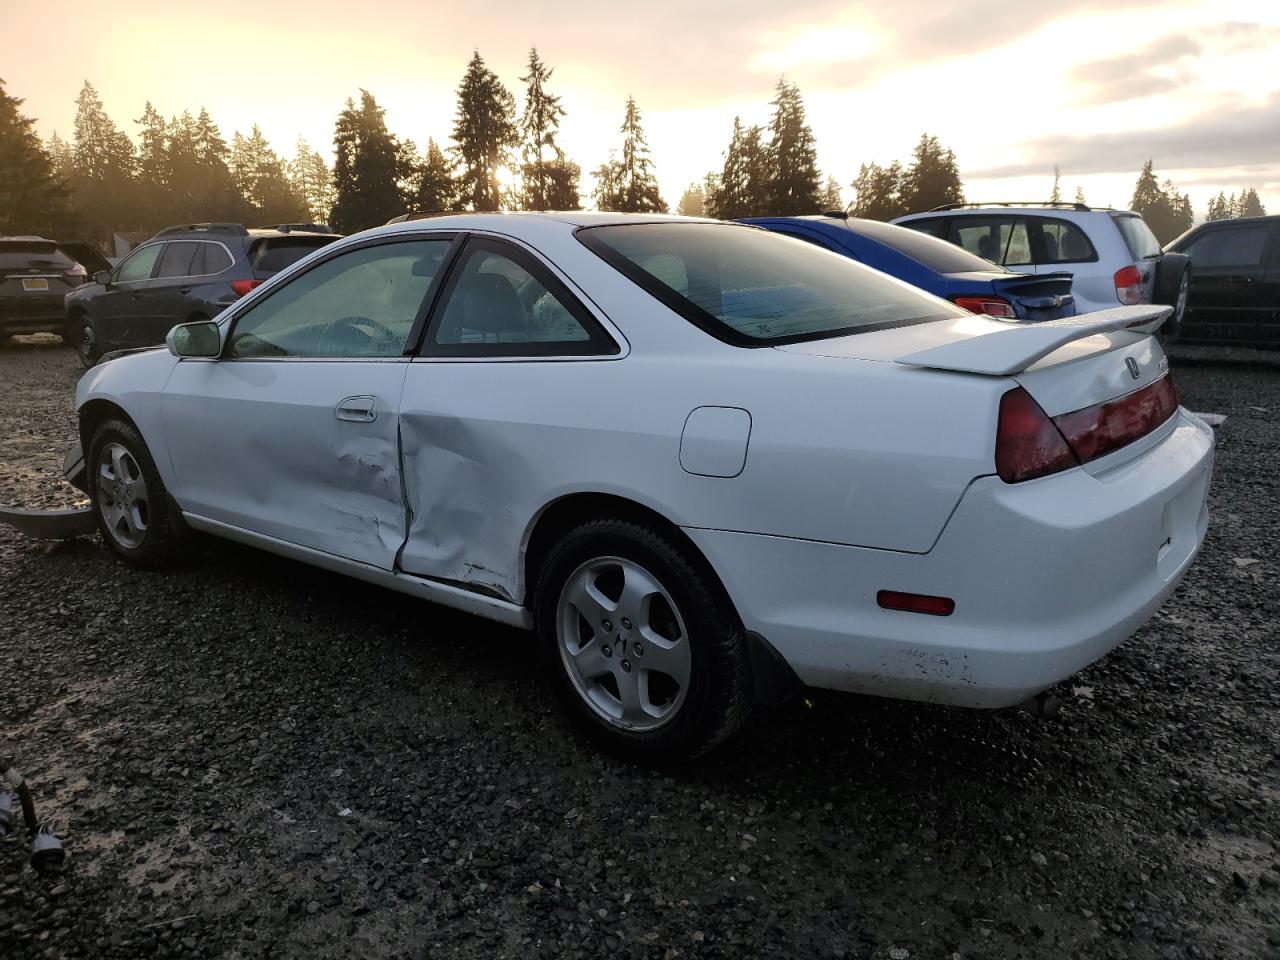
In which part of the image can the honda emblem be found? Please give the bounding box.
[1125,357,1141,380]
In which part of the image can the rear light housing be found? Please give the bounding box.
[1114,265,1142,305]
[877,590,955,617]
[995,375,1179,483]
[952,295,1016,319]
[64,265,87,281]
[230,278,265,298]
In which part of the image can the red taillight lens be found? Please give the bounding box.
[877,590,955,617]
[1114,265,1142,305]
[230,279,264,298]
[995,387,1079,483]
[1053,374,1178,464]
[952,295,1016,318]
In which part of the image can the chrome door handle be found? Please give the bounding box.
[335,396,377,422]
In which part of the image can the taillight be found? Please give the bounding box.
[230,279,264,298]
[1114,265,1142,305]
[1053,374,1178,464]
[951,295,1016,318]
[877,590,955,616]
[995,387,1079,482]
[64,266,87,284]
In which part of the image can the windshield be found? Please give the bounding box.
[1113,214,1162,259]
[846,218,1011,274]
[577,222,964,346]
[249,236,338,276]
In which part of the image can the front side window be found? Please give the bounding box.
[578,222,964,346]
[227,239,450,358]
[1034,218,1097,264]
[1180,225,1273,269]
[950,217,1032,267]
[426,239,615,356]
[114,243,163,283]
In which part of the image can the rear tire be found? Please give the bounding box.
[70,314,99,368]
[534,517,752,762]
[87,418,188,568]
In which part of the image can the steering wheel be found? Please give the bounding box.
[326,314,400,350]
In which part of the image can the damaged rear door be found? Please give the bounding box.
[161,236,456,569]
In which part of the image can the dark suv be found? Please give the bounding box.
[1,236,109,344]
[65,222,341,366]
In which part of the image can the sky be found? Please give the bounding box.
[2,0,1278,219]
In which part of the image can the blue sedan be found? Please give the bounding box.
[741,214,1076,321]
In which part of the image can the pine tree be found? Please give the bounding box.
[819,175,843,212]
[850,161,906,221]
[768,79,821,215]
[331,90,408,231]
[71,80,137,237]
[676,182,705,217]
[899,134,964,214]
[707,117,768,218]
[1238,188,1266,218]
[415,137,458,212]
[135,101,169,193]
[452,51,517,211]
[1129,162,1193,244]
[596,97,665,213]
[518,48,569,210]
[1206,191,1230,222]
[1074,185,1086,205]
[0,78,72,236]
[232,125,306,224]
[46,131,75,183]
[288,138,337,225]
[1049,166,1062,204]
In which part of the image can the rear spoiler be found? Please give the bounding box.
[895,305,1171,377]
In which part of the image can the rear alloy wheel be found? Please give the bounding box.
[88,419,187,567]
[536,518,752,762]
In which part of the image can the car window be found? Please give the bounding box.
[847,218,1008,273]
[1113,215,1162,260]
[202,243,233,274]
[1179,225,1273,269]
[950,217,1032,267]
[900,218,947,239]
[428,240,615,357]
[248,237,337,277]
[578,222,964,346]
[1033,218,1097,264]
[227,239,450,359]
[0,240,74,271]
[114,243,163,283]
[155,241,202,279]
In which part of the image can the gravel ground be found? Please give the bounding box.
[1,336,1278,960]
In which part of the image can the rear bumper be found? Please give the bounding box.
[685,409,1214,708]
[0,300,66,334]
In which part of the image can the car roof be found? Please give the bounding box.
[367,211,730,242]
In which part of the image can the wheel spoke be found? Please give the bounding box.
[615,668,648,725]
[571,640,611,680]
[564,574,616,623]
[618,565,662,622]
[110,445,128,483]
[124,475,146,500]
[639,629,690,679]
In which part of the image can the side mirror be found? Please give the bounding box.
[94,270,112,287]
[166,320,222,359]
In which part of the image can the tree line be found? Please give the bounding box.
[0,64,1269,249]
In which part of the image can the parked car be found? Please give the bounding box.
[70,213,1212,760]
[893,203,1189,333]
[1,237,92,344]
[65,222,341,367]
[741,214,1076,320]
[1165,215,1280,349]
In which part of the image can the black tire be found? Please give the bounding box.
[534,517,752,762]
[87,418,187,567]
[69,313,99,368]
[1153,254,1190,344]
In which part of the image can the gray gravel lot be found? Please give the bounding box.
[1,337,1278,959]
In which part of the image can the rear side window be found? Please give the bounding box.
[849,218,1009,273]
[0,240,74,271]
[1113,215,1162,260]
[949,217,1032,266]
[202,243,233,274]
[1179,224,1273,268]
[155,241,202,279]
[249,237,337,277]
[578,222,964,346]
[899,218,947,238]
[1034,218,1097,263]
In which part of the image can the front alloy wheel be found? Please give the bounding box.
[557,556,692,731]
[96,442,150,549]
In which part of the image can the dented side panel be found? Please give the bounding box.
[161,359,410,569]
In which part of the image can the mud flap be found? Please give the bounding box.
[743,630,804,710]
[0,504,96,540]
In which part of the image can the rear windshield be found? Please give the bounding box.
[0,240,74,271]
[249,236,338,276]
[578,222,964,346]
[846,218,1010,274]
[1113,214,1162,259]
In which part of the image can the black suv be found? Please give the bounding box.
[1,237,110,344]
[1166,215,1280,349]
[65,222,341,366]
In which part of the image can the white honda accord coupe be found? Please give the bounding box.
[72,212,1214,760]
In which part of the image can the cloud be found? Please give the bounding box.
[968,93,1280,179]
[1068,35,1201,105]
